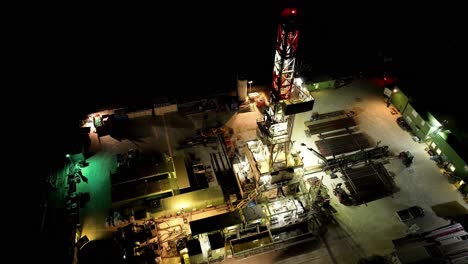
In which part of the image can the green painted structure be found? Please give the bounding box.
[306,80,336,91]
[390,88,467,182]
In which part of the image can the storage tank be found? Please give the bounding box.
[237,79,248,102]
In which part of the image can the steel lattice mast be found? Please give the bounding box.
[271,8,300,102]
[256,7,315,172]
[237,7,316,210]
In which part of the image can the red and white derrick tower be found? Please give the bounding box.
[256,7,315,184]
[271,8,300,102]
[237,7,316,209]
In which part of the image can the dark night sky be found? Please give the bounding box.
[37,3,465,113]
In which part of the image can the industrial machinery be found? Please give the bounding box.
[255,7,315,183]
[234,7,316,211]
[399,151,414,167]
[332,183,353,206]
[238,8,392,212]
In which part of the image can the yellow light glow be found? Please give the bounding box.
[80,215,113,241]
[393,88,398,93]
[178,202,190,210]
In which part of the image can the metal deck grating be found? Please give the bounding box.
[315,133,370,157]
[342,163,395,204]
[306,116,356,135]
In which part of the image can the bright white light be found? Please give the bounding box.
[260,174,271,185]
[449,164,456,172]
[393,88,398,93]
[294,78,303,86]
[436,149,442,155]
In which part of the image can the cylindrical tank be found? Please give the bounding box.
[237,79,248,101]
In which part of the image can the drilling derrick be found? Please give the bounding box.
[235,8,316,212]
[234,9,326,237]
[271,8,299,102]
[255,7,315,186]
